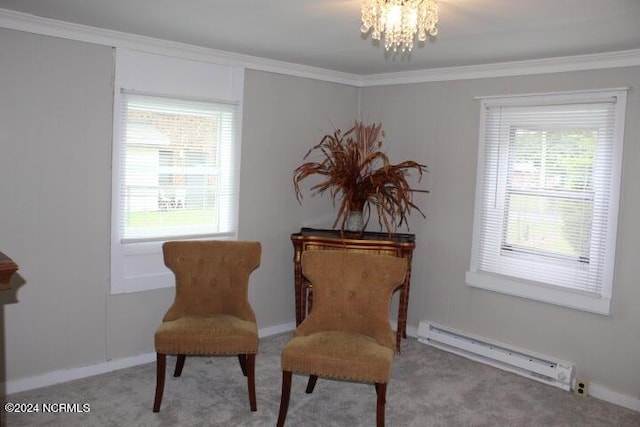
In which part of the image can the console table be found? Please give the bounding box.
[291,227,415,353]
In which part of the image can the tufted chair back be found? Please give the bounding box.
[162,240,260,322]
[296,250,407,350]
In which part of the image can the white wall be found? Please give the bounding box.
[360,67,640,399]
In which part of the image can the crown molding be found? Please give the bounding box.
[2,8,640,89]
[0,8,359,86]
[357,49,640,86]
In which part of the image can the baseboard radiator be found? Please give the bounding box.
[417,321,574,391]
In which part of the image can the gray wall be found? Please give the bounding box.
[360,68,640,398]
[238,71,358,328]
[0,28,358,382]
[1,29,114,378]
[1,25,639,401]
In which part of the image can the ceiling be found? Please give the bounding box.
[1,0,640,75]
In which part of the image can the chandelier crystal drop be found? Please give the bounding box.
[361,0,439,53]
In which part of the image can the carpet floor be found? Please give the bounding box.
[4,333,639,426]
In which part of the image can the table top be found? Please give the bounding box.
[292,227,415,244]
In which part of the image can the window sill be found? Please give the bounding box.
[110,240,174,295]
[465,270,611,316]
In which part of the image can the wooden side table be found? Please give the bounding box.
[291,227,415,353]
[0,251,19,290]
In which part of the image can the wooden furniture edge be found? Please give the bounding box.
[0,251,19,290]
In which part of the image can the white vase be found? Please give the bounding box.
[346,211,364,232]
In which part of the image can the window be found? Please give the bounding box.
[110,49,244,294]
[117,92,238,243]
[466,89,627,315]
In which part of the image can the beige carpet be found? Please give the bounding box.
[4,333,639,426]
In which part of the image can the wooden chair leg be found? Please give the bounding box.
[305,375,318,393]
[375,383,387,427]
[238,354,248,376]
[247,354,257,411]
[276,371,292,427]
[153,353,166,412]
[173,354,186,377]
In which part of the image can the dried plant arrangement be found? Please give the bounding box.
[293,121,428,233]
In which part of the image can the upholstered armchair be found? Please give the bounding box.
[276,250,408,427]
[153,240,261,412]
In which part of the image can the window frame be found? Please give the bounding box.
[466,89,627,315]
[116,90,239,244]
[110,49,244,294]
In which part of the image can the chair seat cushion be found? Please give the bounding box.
[155,314,258,355]
[281,331,394,383]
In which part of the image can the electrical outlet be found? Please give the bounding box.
[574,378,589,397]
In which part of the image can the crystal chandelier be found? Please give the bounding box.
[361,0,439,53]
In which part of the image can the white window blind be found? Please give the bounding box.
[467,89,626,315]
[117,91,240,243]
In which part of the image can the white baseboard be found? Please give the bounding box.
[4,321,296,395]
[589,383,640,412]
[406,324,418,338]
[5,353,156,395]
[258,321,295,338]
